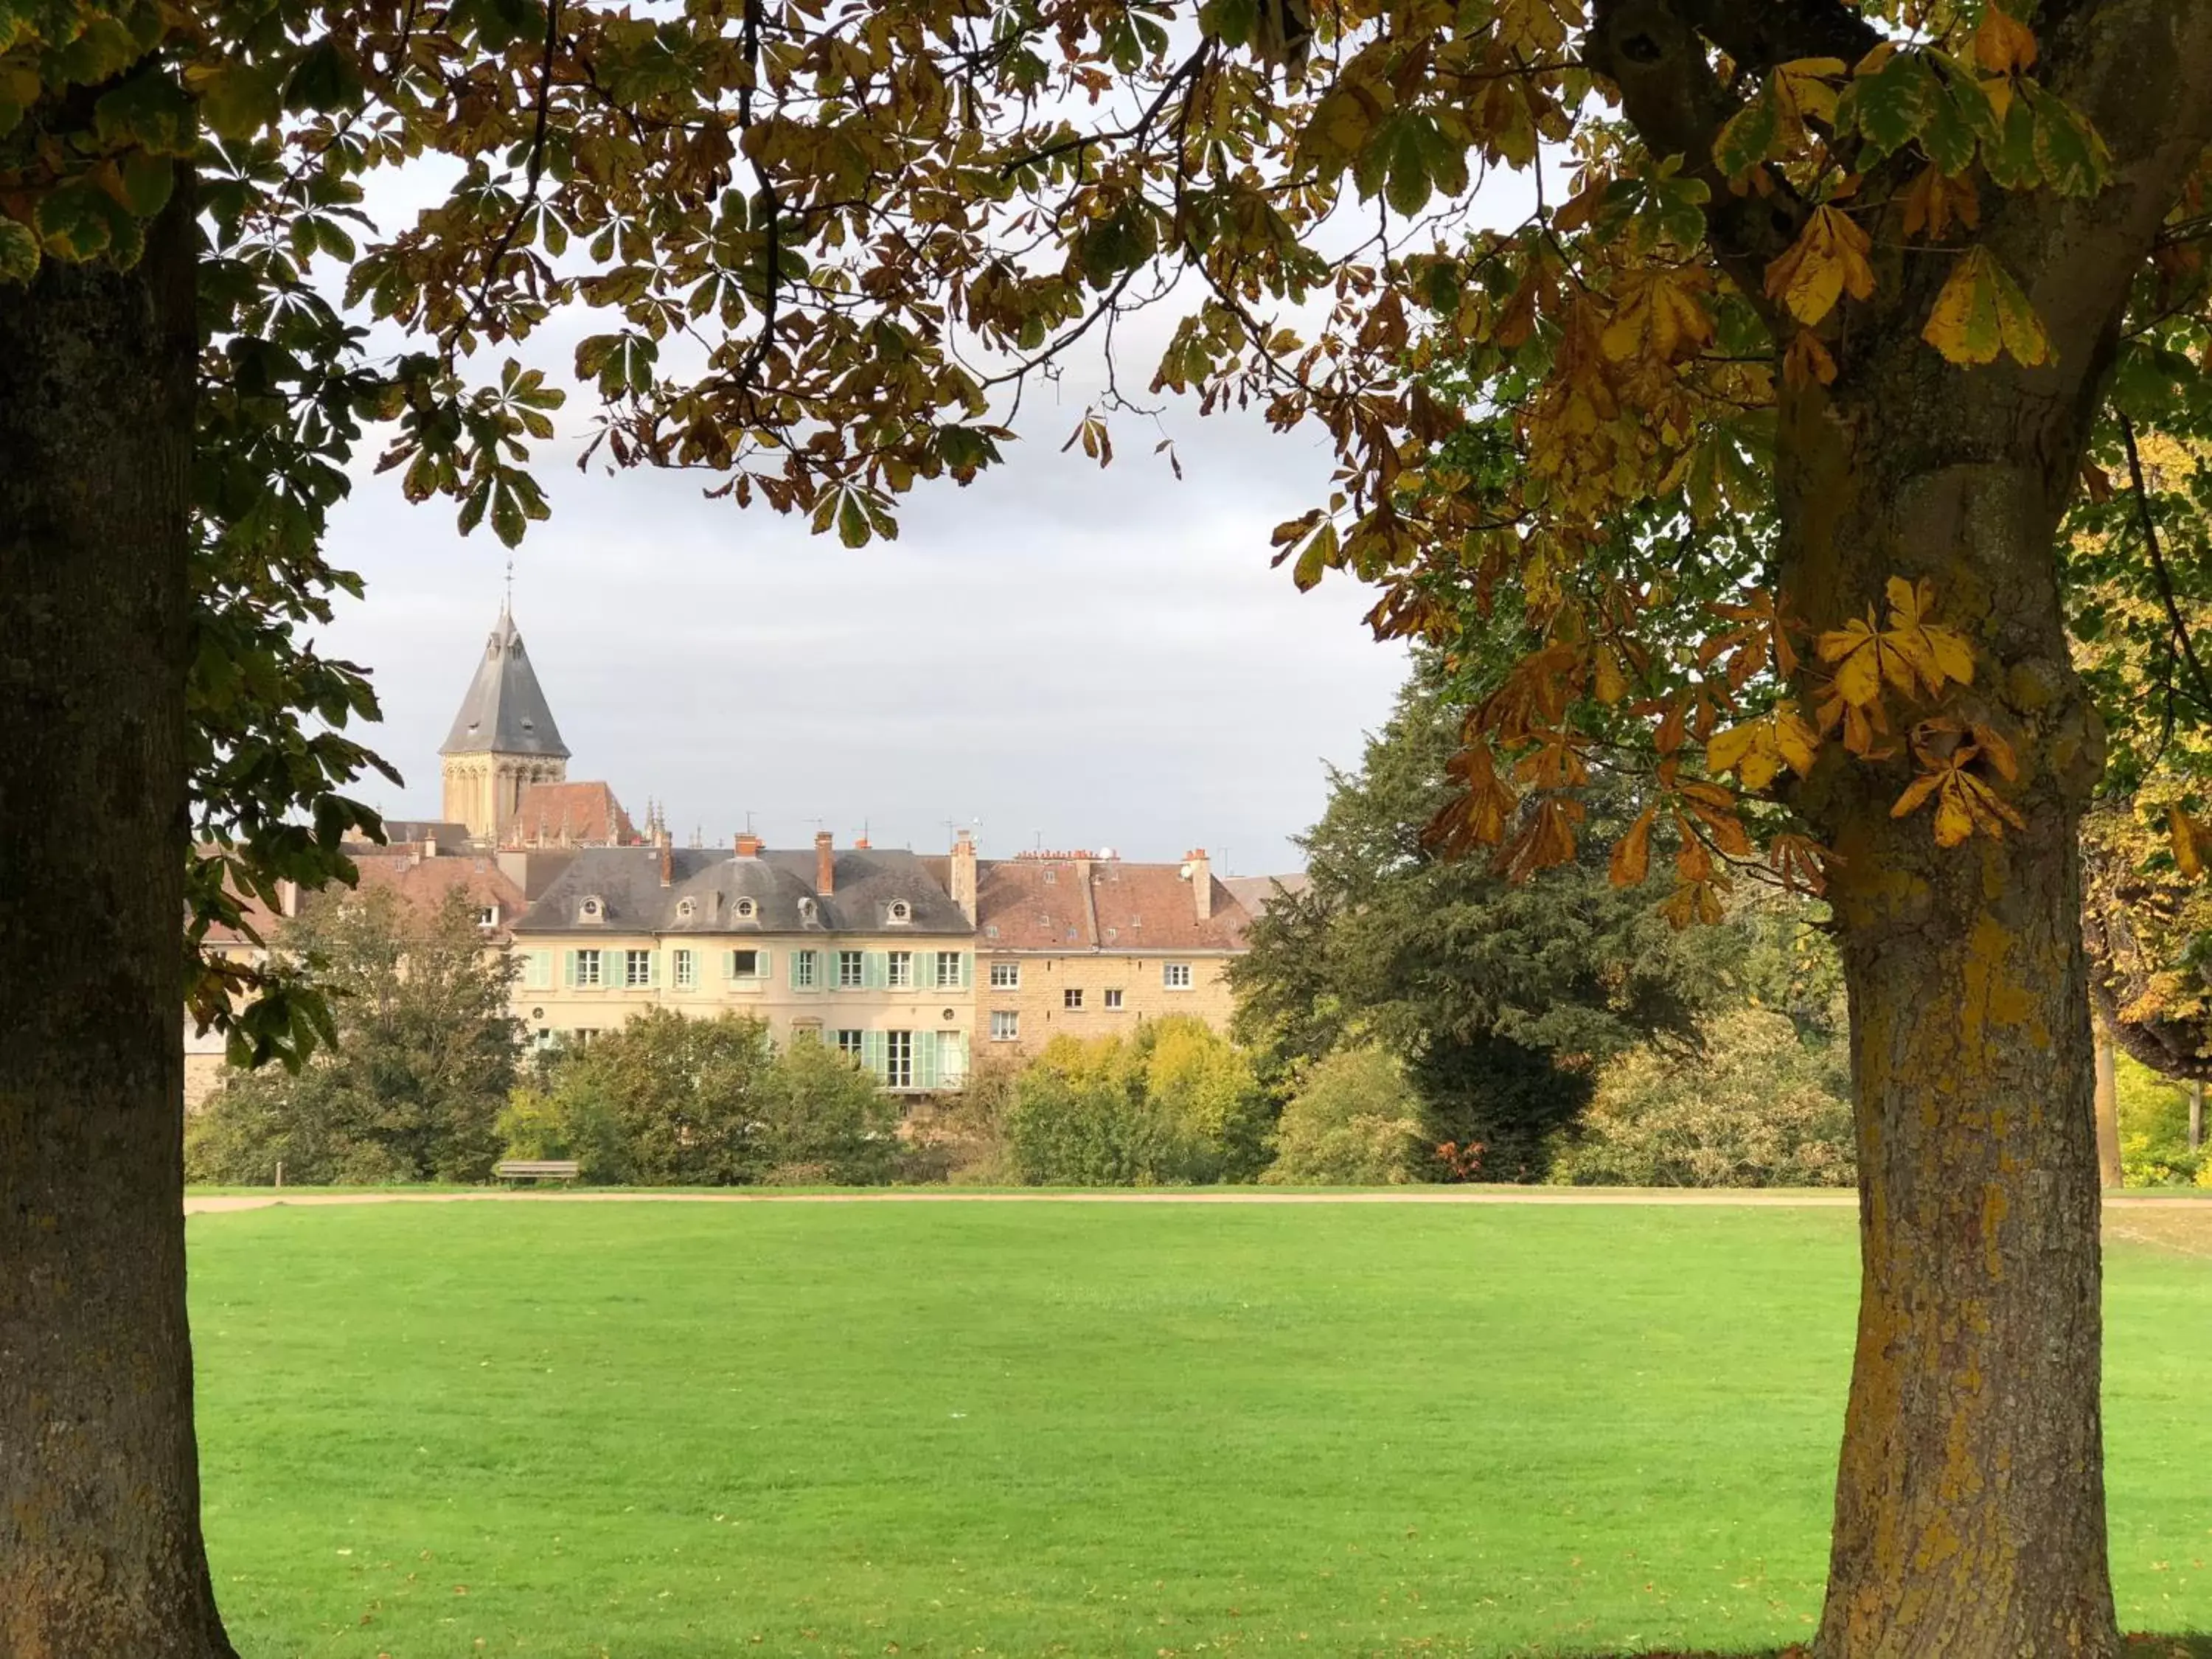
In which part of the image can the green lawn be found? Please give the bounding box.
[188,1201,2212,1658]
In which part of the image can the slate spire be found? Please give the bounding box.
[439,606,571,759]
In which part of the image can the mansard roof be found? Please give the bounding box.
[439,608,570,759]
[512,844,971,937]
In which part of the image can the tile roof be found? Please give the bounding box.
[973,858,1251,952]
[512,844,971,937]
[439,608,571,759]
[339,849,530,938]
[1224,873,1310,914]
[508,781,637,847]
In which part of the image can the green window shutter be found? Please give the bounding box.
[563,950,577,988]
[862,1030,886,1077]
[722,949,736,980]
[917,1035,939,1091]
[755,947,771,979]
[789,949,804,988]
[648,950,659,988]
[959,951,973,990]
[866,950,886,990]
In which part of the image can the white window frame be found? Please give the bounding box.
[1063,987,1084,1010]
[625,948,653,987]
[887,950,914,990]
[793,950,817,990]
[885,1029,914,1089]
[1163,961,1194,990]
[1104,987,1124,1009]
[838,950,865,989]
[935,950,963,988]
[990,1010,1020,1043]
[673,948,696,989]
[575,949,603,988]
[990,961,1020,990]
[730,948,762,980]
[736,897,757,919]
[835,1029,864,1058]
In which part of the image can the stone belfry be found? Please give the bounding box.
[439,605,571,844]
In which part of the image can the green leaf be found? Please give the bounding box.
[836,489,871,548]
[35,177,125,261]
[1712,85,1779,178]
[1983,94,2042,192]
[118,152,176,218]
[94,70,198,156]
[1920,75,1981,175]
[195,62,284,142]
[2025,82,2107,196]
[1840,51,1934,161]
[0,215,39,283]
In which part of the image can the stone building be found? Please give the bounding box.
[510,831,975,1096]
[970,843,1253,1056]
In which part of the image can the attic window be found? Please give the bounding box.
[799,897,817,922]
[736,897,758,920]
[888,900,912,924]
[580,896,604,922]
[676,898,697,920]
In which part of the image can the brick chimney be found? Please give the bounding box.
[658,838,673,888]
[855,833,872,851]
[950,829,978,924]
[1186,849,1213,920]
[815,830,835,895]
[734,831,763,858]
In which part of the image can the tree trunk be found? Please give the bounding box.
[1784,409,2118,1656]
[0,191,236,1655]
[2189,1079,2203,1156]
[2093,1016,2124,1191]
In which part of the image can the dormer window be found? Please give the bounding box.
[736,897,758,920]
[579,896,605,923]
[888,900,912,925]
[798,896,817,922]
[477,905,500,929]
[675,897,697,921]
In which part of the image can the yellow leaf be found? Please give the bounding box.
[1593,646,1627,705]
[1764,205,1875,327]
[1933,788,1975,847]
[1773,709,1820,773]
[2171,807,2204,878]
[1610,804,1657,888]
[1776,58,1846,128]
[1899,164,1978,241]
[1923,246,2049,369]
[1973,6,2038,75]
[1705,720,1762,777]
[1884,575,1976,692]
[1782,329,1837,389]
[1818,616,1887,706]
[1891,771,1944,820]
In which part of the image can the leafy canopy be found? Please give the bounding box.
[11,0,2212,965]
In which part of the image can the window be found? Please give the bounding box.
[887,950,914,989]
[673,949,696,989]
[574,949,602,988]
[579,896,603,922]
[569,1028,601,1048]
[835,1029,864,1058]
[935,950,964,988]
[1104,988,1124,1010]
[729,948,761,978]
[735,897,757,919]
[838,950,865,988]
[676,897,696,920]
[476,905,500,928]
[990,961,1020,990]
[990,1010,1020,1043]
[1063,988,1084,1010]
[625,949,654,987]
[1163,961,1194,990]
[790,1021,822,1043]
[888,900,912,924]
[885,1029,913,1088]
[792,950,818,990]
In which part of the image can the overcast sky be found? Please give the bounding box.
[320,375,1409,876]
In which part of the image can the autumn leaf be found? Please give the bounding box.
[1708,709,1821,791]
[1609,804,1657,888]
[1600,265,1714,363]
[1658,877,1728,929]
[1899,164,1978,241]
[1783,329,1837,389]
[1973,6,2038,76]
[1764,206,1874,327]
[1882,576,1977,692]
[2171,807,2205,878]
[1923,245,2051,367]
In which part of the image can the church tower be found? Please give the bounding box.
[439,607,571,844]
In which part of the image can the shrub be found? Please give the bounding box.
[1548,1008,1855,1189]
[1006,1019,1270,1186]
[496,1085,630,1183]
[752,1037,901,1186]
[1261,1048,1420,1186]
[543,1009,776,1185]
[2115,1052,2208,1187]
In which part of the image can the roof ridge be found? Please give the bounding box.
[439,608,571,759]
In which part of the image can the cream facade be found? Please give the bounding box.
[511,833,974,1094]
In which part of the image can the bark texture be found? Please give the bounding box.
[1594,3,2212,1655]
[2092,1020,2122,1192]
[0,190,235,1655]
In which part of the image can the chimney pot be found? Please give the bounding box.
[1187,848,1214,921]
[815,830,835,896]
[658,840,673,888]
[734,832,763,858]
[950,828,978,925]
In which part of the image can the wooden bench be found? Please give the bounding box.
[493,1159,582,1186]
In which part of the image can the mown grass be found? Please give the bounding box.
[187,1201,2212,1658]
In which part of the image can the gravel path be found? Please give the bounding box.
[182,1189,2212,1216]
